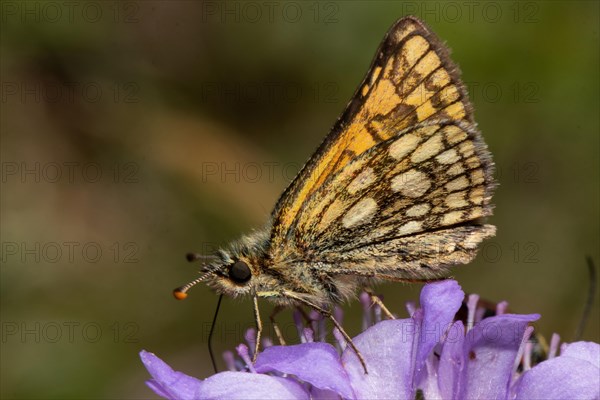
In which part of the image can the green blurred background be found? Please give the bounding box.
[1,1,598,398]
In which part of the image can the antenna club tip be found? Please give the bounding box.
[173,289,188,300]
[186,253,197,262]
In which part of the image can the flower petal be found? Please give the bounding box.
[199,371,310,400]
[255,342,354,399]
[140,350,203,400]
[419,355,442,400]
[561,341,600,368]
[437,321,466,400]
[310,387,342,400]
[342,319,417,399]
[459,314,540,400]
[415,280,465,382]
[146,380,173,400]
[514,353,600,400]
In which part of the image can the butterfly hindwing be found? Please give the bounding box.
[270,16,477,257]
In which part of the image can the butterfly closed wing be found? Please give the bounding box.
[174,16,496,373]
[267,16,494,294]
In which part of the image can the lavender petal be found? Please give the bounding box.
[200,371,310,400]
[140,350,203,400]
[255,342,354,399]
[342,319,417,399]
[459,314,540,400]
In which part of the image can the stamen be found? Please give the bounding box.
[262,337,273,348]
[292,309,304,341]
[523,341,533,371]
[496,301,509,316]
[333,327,347,352]
[303,327,314,343]
[308,310,321,340]
[374,302,382,324]
[236,344,256,373]
[405,301,417,317]
[474,307,485,324]
[560,342,568,355]
[512,326,534,378]
[244,328,256,358]
[548,333,560,359]
[466,294,480,332]
[223,350,237,371]
[333,306,344,325]
[359,292,372,330]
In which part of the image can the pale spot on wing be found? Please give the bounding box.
[402,36,430,72]
[391,21,418,43]
[470,187,484,205]
[368,79,401,115]
[459,141,475,158]
[389,133,420,161]
[444,125,468,144]
[436,148,460,165]
[430,68,451,87]
[438,85,460,104]
[419,124,442,138]
[369,66,383,85]
[446,176,469,192]
[471,169,485,185]
[382,56,395,79]
[412,50,442,82]
[415,99,437,121]
[445,191,468,208]
[391,169,431,197]
[442,211,464,226]
[406,203,430,217]
[317,199,345,232]
[447,162,465,176]
[465,156,481,169]
[469,207,484,219]
[397,220,423,236]
[342,198,378,229]
[443,101,466,120]
[347,167,376,194]
[411,132,443,163]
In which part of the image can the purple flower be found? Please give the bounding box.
[140,280,600,399]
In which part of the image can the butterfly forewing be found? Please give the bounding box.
[300,120,493,245]
[282,119,494,278]
[270,17,478,256]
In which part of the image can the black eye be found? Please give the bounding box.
[229,260,251,284]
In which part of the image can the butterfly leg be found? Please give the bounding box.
[364,287,396,320]
[269,305,286,345]
[282,291,369,374]
[252,295,262,362]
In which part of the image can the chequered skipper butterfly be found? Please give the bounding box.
[174,16,495,373]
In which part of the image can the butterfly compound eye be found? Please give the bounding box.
[229,260,252,284]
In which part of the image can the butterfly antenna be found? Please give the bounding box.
[173,271,212,300]
[186,252,218,262]
[209,294,224,373]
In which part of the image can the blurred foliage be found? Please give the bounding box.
[1,1,598,398]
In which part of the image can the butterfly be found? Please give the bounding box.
[174,16,496,373]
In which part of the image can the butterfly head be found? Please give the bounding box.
[173,231,274,300]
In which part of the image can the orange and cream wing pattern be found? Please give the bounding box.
[285,120,495,279]
[270,16,476,254]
